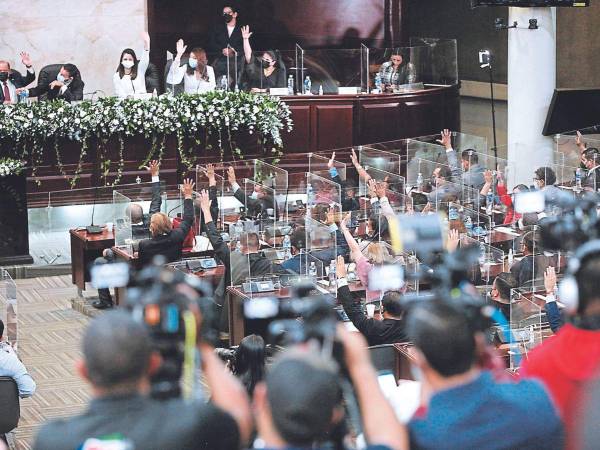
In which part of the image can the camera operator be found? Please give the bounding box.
[32,311,252,450]
[252,326,407,450]
[406,300,564,449]
[521,242,600,447]
[336,256,408,346]
[229,334,266,396]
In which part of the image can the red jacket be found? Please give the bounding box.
[521,324,600,448]
[497,184,521,225]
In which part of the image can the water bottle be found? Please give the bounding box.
[508,248,514,267]
[479,242,486,265]
[318,84,324,96]
[235,240,242,253]
[465,215,473,235]
[287,75,294,95]
[282,234,291,260]
[375,73,382,92]
[328,260,336,290]
[309,261,317,279]
[575,168,582,192]
[416,173,423,191]
[486,192,493,216]
[304,76,312,94]
[18,90,29,103]
[220,75,228,91]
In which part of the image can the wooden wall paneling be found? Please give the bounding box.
[400,94,443,138]
[282,104,312,153]
[313,103,355,151]
[358,100,402,145]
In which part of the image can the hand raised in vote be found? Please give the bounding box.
[336,255,347,279]
[227,166,236,185]
[544,266,557,295]
[20,51,32,67]
[145,160,160,177]
[367,178,377,198]
[350,148,359,167]
[447,229,460,253]
[340,212,351,231]
[375,181,386,199]
[142,31,151,50]
[483,170,493,185]
[176,39,187,58]
[576,130,586,151]
[241,25,253,40]
[198,189,212,212]
[436,128,452,150]
[327,152,336,169]
[181,178,195,199]
[206,163,216,186]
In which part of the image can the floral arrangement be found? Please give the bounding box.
[0,158,24,177]
[0,91,293,187]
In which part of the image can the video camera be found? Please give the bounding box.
[91,258,220,400]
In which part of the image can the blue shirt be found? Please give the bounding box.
[0,342,36,398]
[409,371,564,450]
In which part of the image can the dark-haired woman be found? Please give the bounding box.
[113,32,150,98]
[230,334,266,396]
[241,25,286,93]
[167,39,216,94]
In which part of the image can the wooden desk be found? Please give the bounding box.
[70,228,115,294]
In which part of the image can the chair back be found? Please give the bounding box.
[0,376,20,434]
[369,344,399,378]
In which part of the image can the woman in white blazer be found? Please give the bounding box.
[167,39,216,94]
[113,32,151,98]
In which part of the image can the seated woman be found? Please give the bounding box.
[138,178,195,266]
[167,39,216,94]
[378,50,416,92]
[241,25,286,92]
[113,32,150,98]
[229,334,266,397]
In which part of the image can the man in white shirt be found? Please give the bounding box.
[0,52,36,104]
[0,319,36,398]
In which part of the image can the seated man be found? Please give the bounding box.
[510,230,547,287]
[32,311,251,450]
[439,130,486,192]
[92,161,162,309]
[197,191,286,300]
[427,166,458,205]
[252,328,406,450]
[227,166,275,219]
[581,147,600,191]
[19,63,84,102]
[0,319,36,398]
[336,256,408,346]
[282,226,346,275]
[138,178,195,266]
[0,52,36,104]
[489,271,517,320]
[407,300,564,450]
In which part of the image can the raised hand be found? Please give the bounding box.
[350,148,359,167]
[576,130,586,151]
[436,129,452,150]
[544,266,557,295]
[483,169,493,185]
[142,31,151,51]
[199,189,212,212]
[336,255,347,279]
[340,212,351,231]
[447,228,460,253]
[327,152,336,169]
[181,178,195,199]
[375,181,386,199]
[20,51,32,67]
[176,39,187,58]
[227,166,236,185]
[367,178,377,198]
[206,163,216,186]
[241,25,253,40]
[146,160,160,177]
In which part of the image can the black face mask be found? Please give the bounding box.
[261,59,272,69]
[224,13,233,23]
[0,72,9,82]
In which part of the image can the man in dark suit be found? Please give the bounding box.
[207,3,244,82]
[336,256,408,346]
[0,52,36,104]
[138,179,195,267]
[227,166,275,219]
[19,63,84,102]
[581,147,600,191]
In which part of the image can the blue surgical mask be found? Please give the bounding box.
[188,58,198,69]
[250,192,259,200]
[57,73,66,83]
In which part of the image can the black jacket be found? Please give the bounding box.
[338,284,408,346]
[28,64,84,102]
[233,188,275,219]
[131,181,163,241]
[138,198,194,266]
[0,69,35,102]
[331,172,360,212]
[207,24,244,56]
[145,62,161,94]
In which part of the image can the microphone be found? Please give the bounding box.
[86,187,103,234]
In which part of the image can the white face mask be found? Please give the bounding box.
[250,191,259,200]
[534,180,541,190]
[122,60,135,69]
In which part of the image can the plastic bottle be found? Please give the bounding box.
[220,75,228,91]
[416,173,423,191]
[318,84,324,96]
[309,261,317,279]
[235,240,242,253]
[465,215,473,235]
[486,192,494,216]
[304,76,312,95]
[328,260,336,289]
[508,248,514,267]
[375,73,382,92]
[287,75,294,95]
[18,90,29,103]
[479,242,486,265]
[575,168,582,192]
[282,234,291,260]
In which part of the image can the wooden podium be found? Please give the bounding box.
[0,174,33,265]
